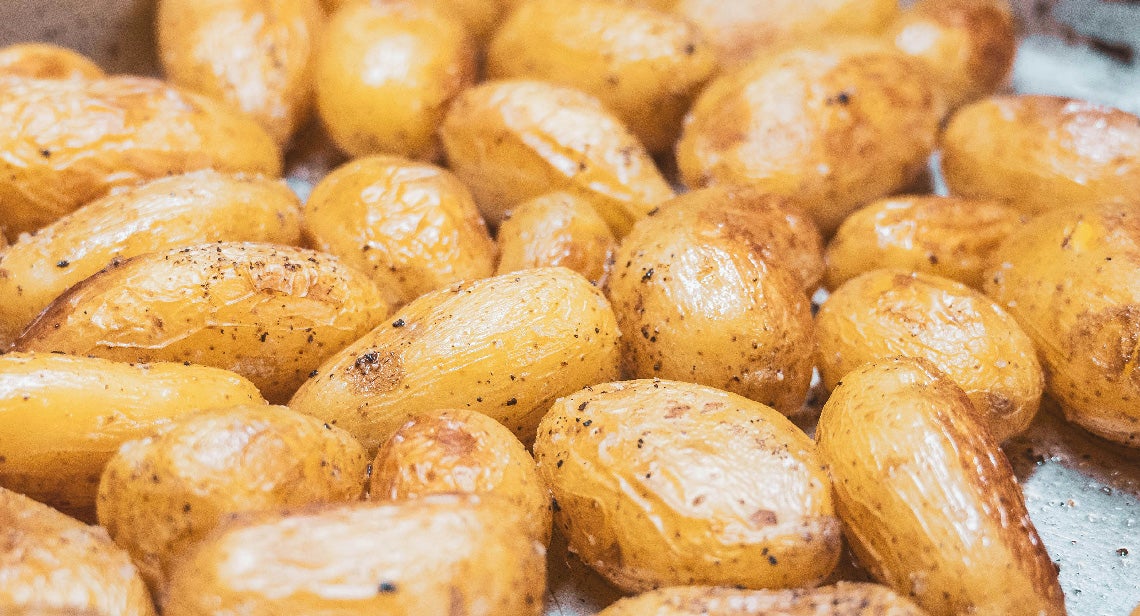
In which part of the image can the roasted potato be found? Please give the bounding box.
[302,155,496,305]
[321,0,522,42]
[0,171,303,348]
[14,242,393,404]
[290,267,621,449]
[596,583,929,616]
[439,80,674,235]
[0,353,265,522]
[486,0,717,153]
[941,95,1140,215]
[0,42,104,80]
[816,357,1065,615]
[0,76,281,238]
[534,379,841,593]
[495,191,617,286]
[984,203,1140,446]
[0,486,155,616]
[677,39,941,236]
[97,404,367,594]
[157,0,323,145]
[162,495,546,616]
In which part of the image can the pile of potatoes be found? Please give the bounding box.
[0,0,1138,614]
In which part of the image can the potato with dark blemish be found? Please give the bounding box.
[0,42,104,80]
[14,242,394,404]
[596,583,929,616]
[816,357,1065,615]
[534,379,841,592]
[495,191,617,286]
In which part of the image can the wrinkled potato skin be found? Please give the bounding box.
[597,583,928,616]
[0,353,265,521]
[316,2,475,160]
[535,379,840,592]
[0,487,155,616]
[163,495,545,616]
[290,267,621,449]
[303,156,496,305]
[0,171,303,348]
[495,191,616,286]
[370,408,551,544]
[606,188,817,415]
[97,404,367,594]
[440,80,674,235]
[824,195,1024,290]
[486,0,717,153]
[15,243,393,404]
[0,76,281,239]
[816,358,1065,616]
[677,39,942,236]
[157,0,323,145]
[984,204,1140,446]
[0,43,104,80]
[942,96,1140,215]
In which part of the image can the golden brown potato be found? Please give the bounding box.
[824,195,1024,291]
[0,487,155,616]
[535,379,840,592]
[0,353,265,522]
[162,495,545,616]
[303,156,496,305]
[0,43,104,80]
[606,188,817,415]
[370,408,551,544]
[984,203,1140,446]
[817,358,1065,616]
[315,1,475,160]
[157,0,323,145]
[97,404,367,594]
[0,171,303,348]
[941,95,1140,216]
[495,191,617,286]
[290,267,620,449]
[0,76,281,239]
[486,0,717,153]
[596,583,929,616]
[440,80,674,235]
[323,0,523,42]
[816,270,1043,442]
[14,242,393,404]
[677,39,942,236]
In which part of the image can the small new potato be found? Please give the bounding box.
[535,379,841,593]
[97,404,368,594]
[596,583,929,616]
[0,42,104,80]
[816,358,1065,615]
[495,191,617,286]
[321,0,523,42]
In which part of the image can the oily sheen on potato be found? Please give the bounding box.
[596,583,928,616]
[495,191,617,286]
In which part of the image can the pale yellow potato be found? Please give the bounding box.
[303,155,496,305]
[0,171,303,348]
[495,191,616,286]
[0,353,265,521]
[439,80,675,235]
[596,583,929,616]
[534,379,841,592]
[0,43,104,80]
[14,242,394,404]
[816,358,1065,615]
[290,267,621,449]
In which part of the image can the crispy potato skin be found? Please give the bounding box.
[370,408,551,544]
[0,353,265,522]
[941,95,1140,215]
[290,267,621,449]
[816,358,1065,616]
[984,204,1140,446]
[495,191,617,286]
[824,195,1024,290]
[316,2,475,160]
[303,156,496,305]
[0,76,281,238]
[157,0,323,145]
[0,171,303,348]
[0,487,155,616]
[677,39,942,236]
[0,43,104,80]
[534,379,841,593]
[439,80,674,235]
[14,242,393,404]
[596,583,929,616]
[486,0,717,153]
[163,495,546,616]
[97,404,367,594]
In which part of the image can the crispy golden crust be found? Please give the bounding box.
[596,583,929,616]
[0,43,104,80]
[495,191,616,286]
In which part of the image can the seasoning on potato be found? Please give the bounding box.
[0,42,105,80]
[495,191,617,286]
[816,357,1065,615]
[595,583,929,616]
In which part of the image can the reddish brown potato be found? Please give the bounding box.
[495,191,617,286]
[596,583,928,616]
[0,43,104,80]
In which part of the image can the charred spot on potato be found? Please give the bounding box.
[348,350,403,394]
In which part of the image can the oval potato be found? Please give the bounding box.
[596,583,928,616]
[0,43,104,80]
[495,191,617,286]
